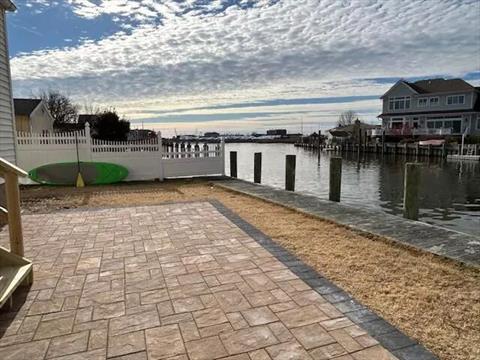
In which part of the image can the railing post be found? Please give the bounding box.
[157,131,164,180]
[329,157,342,202]
[403,163,420,220]
[254,152,262,184]
[230,151,237,178]
[285,155,296,191]
[4,172,24,257]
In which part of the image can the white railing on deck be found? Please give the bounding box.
[369,128,454,136]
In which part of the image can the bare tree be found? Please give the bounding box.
[337,110,357,127]
[40,90,78,128]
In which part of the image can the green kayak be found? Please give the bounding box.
[29,162,129,185]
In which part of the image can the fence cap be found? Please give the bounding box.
[0,158,28,178]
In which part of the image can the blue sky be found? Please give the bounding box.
[8,0,480,136]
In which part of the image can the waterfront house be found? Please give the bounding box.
[267,129,287,136]
[0,0,16,164]
[13,98,54,133]
[377,78,480,138]
[329,120,379,143]
[204,131,220,138]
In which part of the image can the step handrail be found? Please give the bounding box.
[0,157,27,257]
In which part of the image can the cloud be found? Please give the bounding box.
[11,0,480,130]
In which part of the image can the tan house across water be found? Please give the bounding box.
[13,98,54,133]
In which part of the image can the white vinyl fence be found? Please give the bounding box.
[16,124,225,183]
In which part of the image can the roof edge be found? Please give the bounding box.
[0,0,16,11]
[380,80,419,99]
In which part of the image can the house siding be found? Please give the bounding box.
[0,8,15,163]
[383,89,475,115]
[30,103,54,133]
[15,114,30,132]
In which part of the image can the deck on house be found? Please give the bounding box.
[0,201,435,360]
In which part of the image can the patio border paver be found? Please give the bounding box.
[208,199,438,360]
[214,178,480,268]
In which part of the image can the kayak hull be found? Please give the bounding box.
[29,162,129,185]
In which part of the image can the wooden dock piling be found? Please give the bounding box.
[329,157,342,202]
[285,155,296,191]
[403,163,420,220]
[230,151,237,178]
[254,152,262,184]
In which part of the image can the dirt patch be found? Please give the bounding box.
[18,180,480,360]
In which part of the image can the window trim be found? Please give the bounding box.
[388,96,411,111]
[446,94,465,105]
[417,98,428,107]
[429,97,440,106]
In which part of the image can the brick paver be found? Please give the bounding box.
[0,202,400,359]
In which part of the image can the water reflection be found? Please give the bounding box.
[225,143,480,237]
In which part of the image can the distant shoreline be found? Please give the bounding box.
[163,138,300,144]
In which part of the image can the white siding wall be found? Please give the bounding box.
[30,103,54,133]
[0,9,15,163]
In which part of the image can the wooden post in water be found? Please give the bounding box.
[329,157,342,202]
[317,131,321,164]
[381,130,386,154]
[403,163,420,220]
[230,151,237,178]
[285,155,296,191]
[254,152,262,184]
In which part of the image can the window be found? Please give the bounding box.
[452,120,462,133]
[426,117,463,133]
[429,97,439,106]
[388,97,411,111]
[418,98,428,107]
[446,95,465,105]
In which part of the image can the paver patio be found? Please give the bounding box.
[0,201,402,359]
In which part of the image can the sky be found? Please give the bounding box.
[8,0,480,136]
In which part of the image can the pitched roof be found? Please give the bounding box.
[0,0,16,11]
[13,99,42,116]
[406,78,475,94]
[329,122,379,137]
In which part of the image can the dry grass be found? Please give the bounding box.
[18,180,480,360]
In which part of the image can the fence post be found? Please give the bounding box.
[157,131,164,181]
[329,157,342,202]
[285,155,296,191]
[254,152,262,184]
[230,151,237,178]
[403,163,420,220]
[84,122,92,161]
